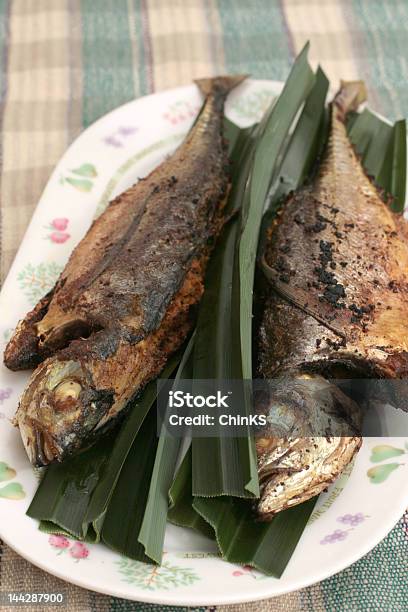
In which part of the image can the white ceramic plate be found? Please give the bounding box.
[0,80,407,607]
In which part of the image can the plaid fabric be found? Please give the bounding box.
[0,0,407,610]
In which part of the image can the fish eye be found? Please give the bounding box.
[54,380,82,401]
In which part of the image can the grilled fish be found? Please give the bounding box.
[4,75,245,466]
[256,81,408,518]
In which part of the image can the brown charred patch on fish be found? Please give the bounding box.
[256,80,408,517]
[7,75,246,465]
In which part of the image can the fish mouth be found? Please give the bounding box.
[16,358,86,466]
[18,415,62,466]
[256,435,361,518]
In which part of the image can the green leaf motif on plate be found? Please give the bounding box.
[61,163,98,191]
[65,177,94,192]
[0,461,16,482]
[370,445,405,463]
[367,463,401,484]
[17,262,63,305]
[115,558,200,590]
[230,89,275,122]
[0,482,26,500]
[71,163,98,178]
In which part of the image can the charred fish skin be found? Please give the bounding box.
[256,80,408,517]
[5,75,246,466]
[259,81,408,382]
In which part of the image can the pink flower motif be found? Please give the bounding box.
[232,565,256,578]
[49,535,70,549]
[69,542,89,560]
[51,218,69,231]
[50,232,70,244]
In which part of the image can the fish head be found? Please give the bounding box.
[255,376,362,518]
[16,358,114,466]
[256,436,361,518]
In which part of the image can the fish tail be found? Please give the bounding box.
[333,80,367,120]
[194,74,247,98]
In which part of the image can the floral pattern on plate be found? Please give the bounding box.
[163,100,199,124]
[60,163,98,192]
[0,461,25,500]
[115,557,200,590]
[44,218,70,244]
[232,565,268,581]
[0,387,12,404]
[367,443,407,484]
[320,513,369,545]
[48,535,90,561]
[103,125,138,148]
[230,89,275,122]
[17,262,63,305]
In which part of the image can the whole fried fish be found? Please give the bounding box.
[4,75,245,466]
[256,81,408,518]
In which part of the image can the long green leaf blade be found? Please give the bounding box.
[192,47,315,500]
[381,119,406,212]
[168,448,215,539]
[192,123,260,498]
[239,43,315,380]
[271,66,329,199]
[100,409,158,561]
[137,335,195,563]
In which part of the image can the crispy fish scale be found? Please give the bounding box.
[256,80,408,517]
[5,75,246,465]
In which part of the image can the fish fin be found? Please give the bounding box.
[333,80,367,119]
[194,74,248,98]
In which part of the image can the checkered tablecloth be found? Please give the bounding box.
[0,1,407,610]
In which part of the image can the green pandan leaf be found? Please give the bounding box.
[0,482,26,500]
[0,462,16,482]
[65,177,93,192]
[71,163,97,178]
[367,463,401,484]
[370,445,405,463]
